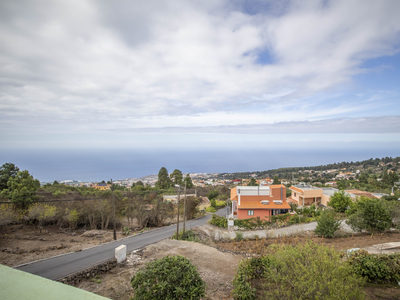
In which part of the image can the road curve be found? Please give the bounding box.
[15,208,226,280]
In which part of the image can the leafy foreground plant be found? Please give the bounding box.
[232,241,366,300]
[131,255,206,300]
[347,250,400,283]
[346,198,392,233]
[314,209,342,238]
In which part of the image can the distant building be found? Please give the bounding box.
[94,183,111,190]
[230,185,290,220]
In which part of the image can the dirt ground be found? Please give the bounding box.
[77,239,243,300]
[1,223,400,299]
[215,230,400,254]
[0,223,145,267]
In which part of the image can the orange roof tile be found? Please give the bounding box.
[289,186,304,193]
[238,200,291,210]
[286,197,299,204]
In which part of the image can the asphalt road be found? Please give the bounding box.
[15,208,227,280]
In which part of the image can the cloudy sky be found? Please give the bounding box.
[1,0,400,155]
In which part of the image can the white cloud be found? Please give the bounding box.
[0,0,400,143]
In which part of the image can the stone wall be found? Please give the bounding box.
[59,259,117,286]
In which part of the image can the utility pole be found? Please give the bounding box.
[183,181,187,237]
[111,179,116,240]
[176,186,180,240]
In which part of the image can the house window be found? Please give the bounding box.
[294,192,297,197]
[248,210,254,216]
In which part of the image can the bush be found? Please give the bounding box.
[232,241,366,300]
[131,255,206,300]
[346,199,392,233]
[205,206,216,213]
[235,231,243,241]
[232,256,272,300]
[328,190,352,213]
[172,230,201,242]
[207,190,219,201]
[210,214,227,228]
[215,200,226,208]
[210,199,216,208]
[314,209,342,238]
[348,250,400,283]
[52,190,66,198]
[234,217,270,230]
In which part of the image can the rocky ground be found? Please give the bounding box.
[1,222,400,299]
[77,239,243,300]
[0,224,144,267]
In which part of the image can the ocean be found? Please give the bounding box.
[0,147,399,182]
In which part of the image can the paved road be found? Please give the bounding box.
[16,208,227,280]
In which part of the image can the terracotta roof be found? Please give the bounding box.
[286,197,299,204]
[289,186,304,193]
[238,200,291,209]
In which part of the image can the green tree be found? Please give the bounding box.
[131,182,136,188]
[328,190,352,213]
[207,190,219,201]
[183,174,193,189]
[388,171,399,186]
[314,209,342,238]
[210,199,216,208]
[170,169,183,186]
[155,167,171,189]
[336,179,347,190]
[136,180,144,186]
[131,255,206,300]
[28,203,57,232]
[1,170,40,208]
[346,199,392,233]
[52,180,59,185]
[273,175,280,184]
[0,163,20,191]
[359,172,368,184]
[248,177,258,186]
[0,204,18,226]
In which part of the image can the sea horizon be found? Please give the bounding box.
[1,147,399,183]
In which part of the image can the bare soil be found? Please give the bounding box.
[215,231,400,254]
[76,239,243,300]
[0,223,145,267]
[1,223,400,299]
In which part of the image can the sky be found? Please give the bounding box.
[0,0,400,180]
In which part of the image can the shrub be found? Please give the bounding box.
[0,204,18,226]
[65,208,79,229]
[234,217,270,230]
[172,230,200,242]
[52,190,66,198]
[288,214,300,225]
[348,250,400,283]
[346,199,392,233]
[210,199,216,208]
[210,214,227,228]
[232,241,366,300]
[207,190,219,201]
[131,255,206,300]
[232,256,272,300]
[328,190,352,213]
[314,209,342,238]
[235,231,243,241]
[215,200,226,208]
[205,206,216,213]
